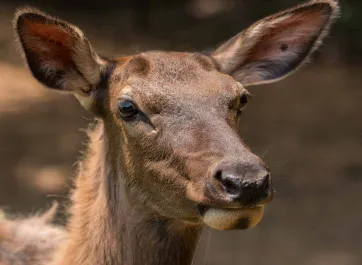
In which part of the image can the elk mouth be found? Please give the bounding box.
[198,205,265,230]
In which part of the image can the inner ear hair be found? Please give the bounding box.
[211,0,340,86]
[14,7,106,96]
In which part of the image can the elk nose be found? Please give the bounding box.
[211,159,272,206]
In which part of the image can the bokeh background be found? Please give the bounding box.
[0,0,361,264]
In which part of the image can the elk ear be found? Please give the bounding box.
[212,0,339,86]
[14,8,106,109]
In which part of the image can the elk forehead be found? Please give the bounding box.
[109,52,241,113]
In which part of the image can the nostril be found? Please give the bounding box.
[223,178,240,195]
[214,170,241,196]
[214,170,222,182]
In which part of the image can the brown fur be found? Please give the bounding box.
[3,1,339,264]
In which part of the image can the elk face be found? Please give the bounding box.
[14,0,339,230]
[105,52,271,230]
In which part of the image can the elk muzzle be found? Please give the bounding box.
[198,156,273,230]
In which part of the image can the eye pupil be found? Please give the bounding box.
[118,100,138,119]
[240,94,248,105]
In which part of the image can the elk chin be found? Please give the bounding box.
[200,206,264,230]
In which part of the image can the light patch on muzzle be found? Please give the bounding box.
[201,206,264,230]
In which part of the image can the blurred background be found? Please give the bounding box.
[0,0,361,264]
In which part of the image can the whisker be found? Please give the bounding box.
[204,229,212,265]
[258,148,269,159]
[191,228,205,265]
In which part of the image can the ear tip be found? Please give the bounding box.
[311,0,341,18]
[14,6,42,20]
[13,7,49,30]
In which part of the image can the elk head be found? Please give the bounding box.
[14,1,339,230]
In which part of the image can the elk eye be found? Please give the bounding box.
[118,100,138,119]
[240,93,248,105]
[237,90,251,113]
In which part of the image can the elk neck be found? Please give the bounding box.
[51,120,202,265]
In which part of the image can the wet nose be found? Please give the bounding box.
[210,159,272,206]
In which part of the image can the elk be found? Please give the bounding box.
[0,0,339,264]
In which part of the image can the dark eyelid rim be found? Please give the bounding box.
[117,95,140,120]
[119,94,135,103]
[229,88,252,112]
[241,90,253,103]
[118,94,143,112]
[117,95,156,130]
